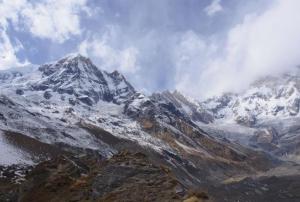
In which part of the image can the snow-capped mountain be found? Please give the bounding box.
[196,70,300,162]
[203,70,300,125]
[144,70,300,162]
[0,54,135,105]
[0,54,276,187]
[0,54,164,162]
[3,52,294,163]
[1,54,300,202]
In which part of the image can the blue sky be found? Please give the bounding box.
[1,0,300,99]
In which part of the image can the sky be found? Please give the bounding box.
[1,0,300,99]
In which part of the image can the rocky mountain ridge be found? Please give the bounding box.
[203,69,300,125]
[148,71,300,163]
[1,54,135,106]
[0,54,299,201]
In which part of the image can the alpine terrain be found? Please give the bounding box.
[0,54,300,202]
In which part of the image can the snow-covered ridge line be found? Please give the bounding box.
[202,71,300,125]
[0,54,136,105]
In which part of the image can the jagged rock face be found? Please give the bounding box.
[0,54,135,105]
[151,90,214,124]
[124,93,277,185]
[105,70,136,103]
[35,54,136,104]
[35,55,111,102]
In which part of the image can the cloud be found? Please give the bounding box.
[0,0,27,69]
[0,0,89,42]
[0,0,25,29]
[21,0,89,43]
[173,31,215,92]
[0,30,28,69]
[78,27,139,73]
[176,0,300,99]
[119,47,139,73]
[204,0,223,17]
[0,0,90,69]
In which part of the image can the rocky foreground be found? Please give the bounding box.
[0,151,212,202]
[1,150,300,202]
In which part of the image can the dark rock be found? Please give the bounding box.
[31,84,49,91]
[57,87,74,95]
[78,96,93,106]
[0,113,6,122]
[68,98,76,105]
[272,106,285,115]
[16,89,24,95]
[43,91,52,100]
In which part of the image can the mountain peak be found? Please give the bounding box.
[0,53,135,105]
[38,53,102,83]
[62,52,88,61]
[57,53,94,69]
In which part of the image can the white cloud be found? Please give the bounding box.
[0,30,28,69]
[0,0,89,69]
[119,47,139,73]
[204,0,223,17]
[0,0,27,69]
[176,0,300,99]
[0,0,26,29]
[21,0,89,43]
[78,28,139,73]
[173,31,214,93]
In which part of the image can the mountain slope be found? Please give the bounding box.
[0,54,294,201]
[200,69,300,162]
[0,54,276,171]
[152,90,214,124]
